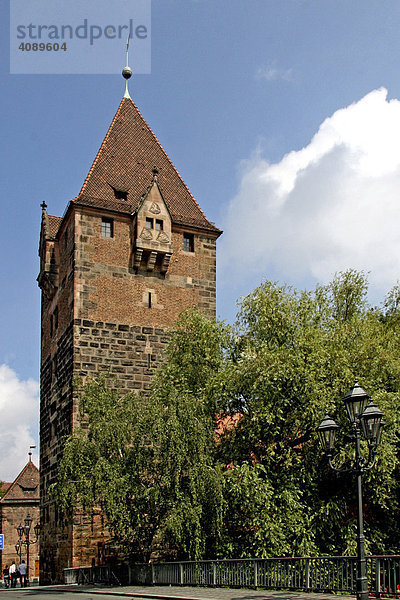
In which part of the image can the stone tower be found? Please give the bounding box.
[38,92,221,583]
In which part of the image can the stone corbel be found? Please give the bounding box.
[134,247,143,268]
[147,251,157,271]
[160,253,172,274]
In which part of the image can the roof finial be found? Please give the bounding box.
[122,36,133,99]
[28,445,36,462]
[152,166,159,179]
[40,201,47,211]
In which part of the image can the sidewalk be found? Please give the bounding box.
[43,584,355,600]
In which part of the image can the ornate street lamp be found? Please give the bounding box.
[24,514,33,535]
[316,379,385,600]
[15,541,23,562]
[34,522,41,539]
[15,514,40,584]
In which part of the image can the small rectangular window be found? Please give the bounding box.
[101,218,113,238]
[145,217,153,229]
[155,219,163,231]
[54,307,58,330]
[183,232,194,253]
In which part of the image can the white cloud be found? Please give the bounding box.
[256,62,293,82]
[0,365,39,482]
[220,88,400,298]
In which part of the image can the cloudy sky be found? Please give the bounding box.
[2,0,400,480]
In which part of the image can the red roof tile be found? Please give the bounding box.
[76,98,221,234]
[48,215,63,238]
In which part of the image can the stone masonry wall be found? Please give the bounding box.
[40,212,75,584]
[39,323,74,583]
[73,321,169,390]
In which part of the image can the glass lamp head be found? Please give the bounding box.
[316,412,339,453]
[342,379,371,424]
[360,401,384,446]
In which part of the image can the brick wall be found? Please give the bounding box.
[74,209,217,324]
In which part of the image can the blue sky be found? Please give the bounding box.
[2,0,400,479]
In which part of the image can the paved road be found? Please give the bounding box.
[0,585,355,600]
[0,591,111,600]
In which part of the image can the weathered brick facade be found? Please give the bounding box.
[38,96,221,583]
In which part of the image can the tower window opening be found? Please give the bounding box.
[145,217,153,229]
[148,292,152,308]
[183,232,194,253]
[101,218,114,238]
[155,219,163,231]
[147,354,151,369]
[54,307,58,330]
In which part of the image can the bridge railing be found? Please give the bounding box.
[64,565,114,585]
[147,555,400,595]
[64,555,400,596]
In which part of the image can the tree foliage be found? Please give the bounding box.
[54,310,228,561]
[217,270,400,556]
[55,272,400,561]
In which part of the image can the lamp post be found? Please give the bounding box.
[15,513,41,584]
[316,379,385,600]
[15,541,22,562]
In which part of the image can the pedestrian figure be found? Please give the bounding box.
[18,561,27,587]
[9,562,17,588]
[2,565,10,588]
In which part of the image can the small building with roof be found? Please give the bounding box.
[0,459,40,581]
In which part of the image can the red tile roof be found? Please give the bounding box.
[0,461,39,503]
[75,97,221,234]
[48,215,63,238]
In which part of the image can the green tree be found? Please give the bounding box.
[54,309,228,562]
[55,273,400,561]
[217,270,400,556]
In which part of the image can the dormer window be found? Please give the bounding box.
[113,188,128,201]
[145,218,163,231]
[134,179,173,273]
